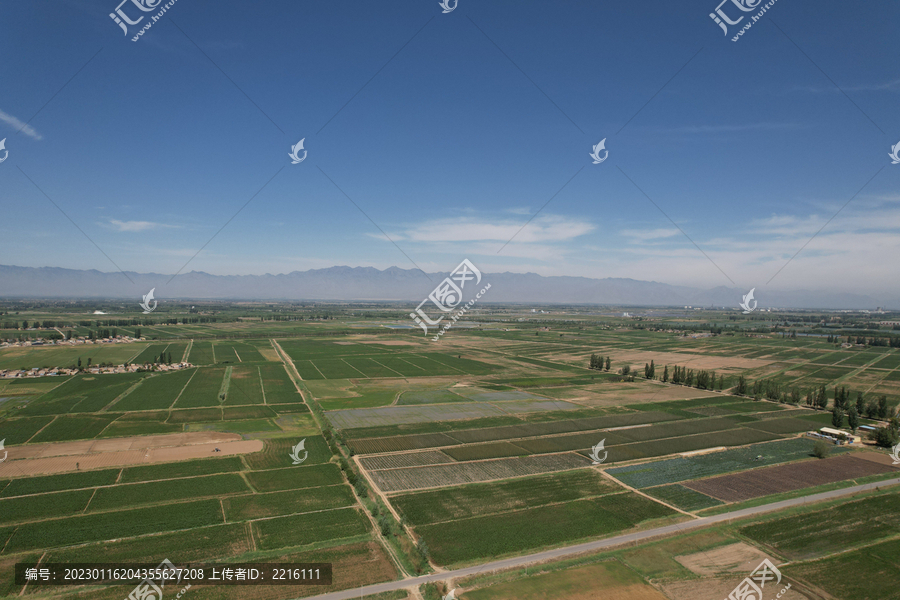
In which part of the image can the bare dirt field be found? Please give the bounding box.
[612,351,774,373]
[853,450,900,467]
[674,542,777,576]
[0,431,263,477]
[256,347,282,362]
[461,560,670,600]
[564,382,721,408]
[683,454,899,502]
[661,577,808,600]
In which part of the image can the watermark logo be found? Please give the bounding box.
[289,139,307,164]
[110,0,159,35]
[709,0,759,34]
[725,558,785,600]
[442,589,457,600]
[712,0,779,42]
[289,439,308,465]
[111,0,181,42]
[140,288,158,314]
[589,439,607,465]
[439,0,457,13]
[0,139,8,163]
[0,439,7,464]
[589,138,608,164]
[740,288,757,314]
[890,141,900,165]
[125,558,187,600]
[110,0,168,34]
[409,259,490,340]
[891,442,900,465]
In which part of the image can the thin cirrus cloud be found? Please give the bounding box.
[105,219,180,232]
[793,78,900,94]
[0,108,42,140]
[621,228,680,242]
[654,122,803,134]
[396,215,595,244]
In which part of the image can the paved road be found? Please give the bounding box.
[301,477,900,600]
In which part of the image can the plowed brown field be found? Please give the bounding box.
[0,431,263,477]
[683,454,898,502]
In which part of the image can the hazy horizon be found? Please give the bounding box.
[3,2,899,298]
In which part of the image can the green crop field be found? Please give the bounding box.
[643,484,723,511]
[1,469,120,497]
[120,456,244,483]
[442,441,529,461]
[174,367,226,408]
[132,343,170,364]
[783,537,900,599]
[201,418,281,433]
[293,360,325,380]
[417,493,676,565]
[29,413,122,442]
[4,499,225,553]
[241,435,332,470]
[223,485,355,521]
[253,507,370,550]
[19,373,144,416]
[0,416,53,444]
[393,470,621,525]
[98,420,182,436]
[259,363,304,404]
[0,489,94,523]
[584,427,782,464]
[187,341,216,365]
[744,417,819,434]
[109,368,194,411]
[167,407,222,422]
[215,342,268,364]
[223,405,278,419]
[0,345,142,371]
[225,365,265,404]
[245,463,344,492]
[46,522,251,564]
[88,473,250,511]
[740,493,900,559]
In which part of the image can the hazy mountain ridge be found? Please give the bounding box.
[0,265,892,310]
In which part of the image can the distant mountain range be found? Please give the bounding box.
[0,264,894,310]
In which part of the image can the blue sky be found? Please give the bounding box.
[1,0,898,297]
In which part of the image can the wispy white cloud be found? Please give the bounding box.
[396,214,595,244]
[654,122,803,134]
[621,228,680,242]
[0,108,42,140]
[793,79,900,94]
[104,219,180,232]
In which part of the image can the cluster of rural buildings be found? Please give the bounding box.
[0,361,193,379]
[0,335,142,349]
[807,426,863,445]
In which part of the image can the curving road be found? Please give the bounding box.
[300,476,900,600]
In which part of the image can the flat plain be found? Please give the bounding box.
[3,304,900,600]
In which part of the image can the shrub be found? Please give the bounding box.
[378,515,392,536]
[417,540,430,561]
[870,427,899,448]
[813,440,831,459]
